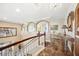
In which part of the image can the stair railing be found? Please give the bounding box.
[0,32,46,56]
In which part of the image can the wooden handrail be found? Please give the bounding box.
[0,33,45,51]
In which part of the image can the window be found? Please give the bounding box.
[27,22,36,33]
[37,21,49,33]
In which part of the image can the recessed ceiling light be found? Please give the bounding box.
[3,17,7,20]
[16,8,20,13]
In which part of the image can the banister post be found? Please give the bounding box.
[37,31,40,45]
[44,32,46,47]
[71,38,74,56]
[0,51,2,56]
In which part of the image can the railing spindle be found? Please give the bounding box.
[44,32,46,47]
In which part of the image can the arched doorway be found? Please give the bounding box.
[36,20,50,42]
[27,22,36,33]
[36,20,49,33]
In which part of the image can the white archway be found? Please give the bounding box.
[37,20,49,33]
[27,22,36,33]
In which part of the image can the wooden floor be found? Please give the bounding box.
[38,38,72,56]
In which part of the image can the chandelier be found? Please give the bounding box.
[33,3,62,8]
[49,3,62,8]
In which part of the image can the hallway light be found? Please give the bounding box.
[3,17,7,20]
[33,3,62,8]
[50,3,62,8]
[16,8,20,13]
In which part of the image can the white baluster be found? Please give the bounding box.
[0,51,2,56]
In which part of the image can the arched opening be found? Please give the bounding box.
[27,22,36,33]
[21,24,27,36]
[37,20,49,33]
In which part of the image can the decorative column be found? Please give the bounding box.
[44,32,46,47]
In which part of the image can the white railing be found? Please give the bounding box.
[0,32,46,56]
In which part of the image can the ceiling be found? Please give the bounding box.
[0,3,77,24]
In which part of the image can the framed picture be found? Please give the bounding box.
[0,27,17,38]
[51,25,58,30]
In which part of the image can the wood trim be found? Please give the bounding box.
[75,3,79,56]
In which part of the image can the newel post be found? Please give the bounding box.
[71,38,75,56]
[37,31,40,45]
[44,32,46,47]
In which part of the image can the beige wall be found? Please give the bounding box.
[0,17,64,43]
[0,21,22,43]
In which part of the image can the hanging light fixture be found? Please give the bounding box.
[16,8,21,13]
[50,3,62,8]
[33,3,62,8]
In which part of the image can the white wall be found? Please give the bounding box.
[0,3,72,24]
